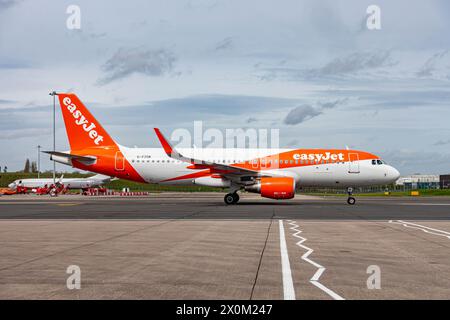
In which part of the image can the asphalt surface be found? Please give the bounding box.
[0,193,449,299]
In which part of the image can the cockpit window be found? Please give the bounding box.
[377,160,383,165]
[371,160,376,165]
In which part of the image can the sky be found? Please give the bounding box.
[0,0,450,174]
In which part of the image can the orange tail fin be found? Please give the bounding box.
[58,93,116,150]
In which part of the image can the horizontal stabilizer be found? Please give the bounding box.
[43,151,97,165]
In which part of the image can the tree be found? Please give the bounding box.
[31,161,37,173]
[24,159,30,173]
[3,166,6,173]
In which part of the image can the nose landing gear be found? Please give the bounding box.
[224,192,240,205]
[347,187,356,205]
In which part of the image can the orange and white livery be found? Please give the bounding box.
[46,93,400,205]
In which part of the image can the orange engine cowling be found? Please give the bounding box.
[245,177,296,199]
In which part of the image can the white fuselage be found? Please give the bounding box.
[118,147,400,187]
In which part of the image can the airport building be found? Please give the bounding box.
[440,174,450,189]
[395,175,440,189]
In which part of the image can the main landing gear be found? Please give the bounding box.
[347,187,356,205]
[224,192,240,205]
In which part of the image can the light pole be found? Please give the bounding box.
[49,91,57,185]
[37,145,41,178]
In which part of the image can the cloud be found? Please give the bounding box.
[309,51,396,77]
[186,0,219,10]
[215,37,233,51]
[416,50,449,78]
[283,104,321,125]
[382,149,450,175]
[97,47,176,85]
[69,29,108,42]
[327,88,450,110]
[246,117,258,123]
[258,51,397,81]
[0,99,15,104]
[285,139,300,147]
[101,94,300,127]
[318,98,348,109]
[0,128,52,140]
[0,0,21,10]
[0,60,32,69]
[434,139,450,146]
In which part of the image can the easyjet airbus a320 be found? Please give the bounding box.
[45,93,400,205]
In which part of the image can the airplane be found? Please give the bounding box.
[45,93,400,205]
[8,174,112,190]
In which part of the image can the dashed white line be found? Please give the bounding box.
[278,219,296,300]
[287,220,345,300]
[389,220,450,240]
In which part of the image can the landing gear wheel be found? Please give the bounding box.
[224,193,235,205]
[347,197,356,205]
[232,193,239,204]
[224,193,239,205]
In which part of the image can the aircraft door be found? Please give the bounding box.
[348,153,360,173]
[115,151,125,171]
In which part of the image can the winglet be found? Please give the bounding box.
[154,128,174,156]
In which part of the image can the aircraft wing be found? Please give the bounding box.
[154,128,263,178]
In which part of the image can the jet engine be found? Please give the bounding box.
[245,177,295,199]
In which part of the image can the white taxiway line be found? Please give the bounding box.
[278,219,296,300]
[389,220,450,240]
[397,203,450,206]
[287,220,345,300]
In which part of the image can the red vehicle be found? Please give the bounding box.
[15,185,28,194]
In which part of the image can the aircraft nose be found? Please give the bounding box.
[8,182,16,189]
[387,166,400,182]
